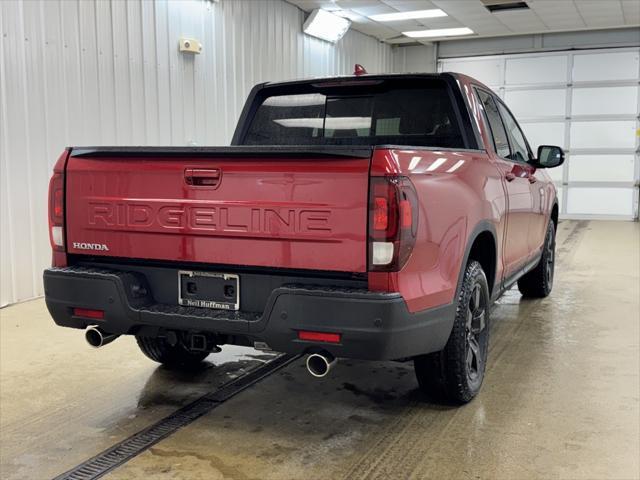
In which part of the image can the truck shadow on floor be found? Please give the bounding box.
[123,286,559,454]
[135,354,458,419]
[133,291,538,417]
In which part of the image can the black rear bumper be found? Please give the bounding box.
[43,266,455,361]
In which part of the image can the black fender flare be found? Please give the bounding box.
[454,220,499,301]
[550,201,559,227]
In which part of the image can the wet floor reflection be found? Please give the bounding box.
[2,221,638,480]
[136,348,277,410]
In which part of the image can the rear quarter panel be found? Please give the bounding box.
[370,148,506,313]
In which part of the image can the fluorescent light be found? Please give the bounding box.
[303,9,350,43]
[446,160,465,173]
[274,118,324,129]
[325,116,371,130]
[369,9,447,22]
[426,157,448,172]
[408,156,421,171]
[273,117,371,130]
[403,27,474,38]
[264,94,325,107]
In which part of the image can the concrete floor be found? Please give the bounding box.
[1,220,638,480]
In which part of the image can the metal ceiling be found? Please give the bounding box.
[286,0,640,44]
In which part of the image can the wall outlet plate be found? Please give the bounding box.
[179,38,202,54]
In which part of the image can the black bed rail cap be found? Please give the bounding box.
[69,145,374,159]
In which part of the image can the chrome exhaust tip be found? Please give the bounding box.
[85,326,119,348]
[306,352,336,378]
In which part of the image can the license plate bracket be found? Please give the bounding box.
[178,270,239,311]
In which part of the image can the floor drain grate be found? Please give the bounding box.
[53,353,299,480]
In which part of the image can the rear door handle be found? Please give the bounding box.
[505,173,516,182]
[185,168,221,187]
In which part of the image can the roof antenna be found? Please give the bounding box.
[354,64,367,76]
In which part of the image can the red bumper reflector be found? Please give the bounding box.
[73,308,104,320]
[298,330,341,343]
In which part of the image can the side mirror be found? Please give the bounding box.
[534,145,564,168]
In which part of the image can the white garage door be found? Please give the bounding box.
[440,48,640,220]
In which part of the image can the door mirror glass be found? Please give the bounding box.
[535,145,564,168]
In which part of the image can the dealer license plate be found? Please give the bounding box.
[178,270,239,311]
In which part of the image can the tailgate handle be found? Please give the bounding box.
[184,168,221,187]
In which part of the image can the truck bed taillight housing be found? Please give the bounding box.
[48,173,65,252]
[368,176,418,271]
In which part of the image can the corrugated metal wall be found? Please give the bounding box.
[0,0,394,306]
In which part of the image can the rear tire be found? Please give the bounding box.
[518,221,556,298]
[136,335,209,368]
[414,260,490,404]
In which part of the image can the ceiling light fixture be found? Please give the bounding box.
[369,9,447,22]
[303,9,350,43]
[402,27,474,38]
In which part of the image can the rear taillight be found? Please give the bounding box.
[368,176,418,271]
[48,172,65,251]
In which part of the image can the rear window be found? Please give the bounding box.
[242,79,465,148]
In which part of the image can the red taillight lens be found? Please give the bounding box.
[368,176,418,272]
[298,330,341,344]
[373,197,389,231]
[73,308,104,320]
[49,173,64,225]
[49,151,69,267]
[400,199,413,228]
[48,172,65,252]
[53,189,63,219]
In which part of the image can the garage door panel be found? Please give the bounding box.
[568,155,636,182]
[566,188,634,216]
[505,89,566,117]
[505,55,567,84]
[556,187,563,213]
[442,59,502,87]
[572,51,640,82]
[572,86,639,116]
[521,122,566,151]
[570,121,637,149]
[546,163,564,182]
[440,48,639,220]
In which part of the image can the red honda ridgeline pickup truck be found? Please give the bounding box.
[44,72,564,403]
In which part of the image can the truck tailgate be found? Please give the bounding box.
[64,147,371,273]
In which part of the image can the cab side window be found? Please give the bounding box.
[497,102,531,163]
[476,90,510,159]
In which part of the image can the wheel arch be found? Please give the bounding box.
[551,202,559,229]
[456,221,498,299]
